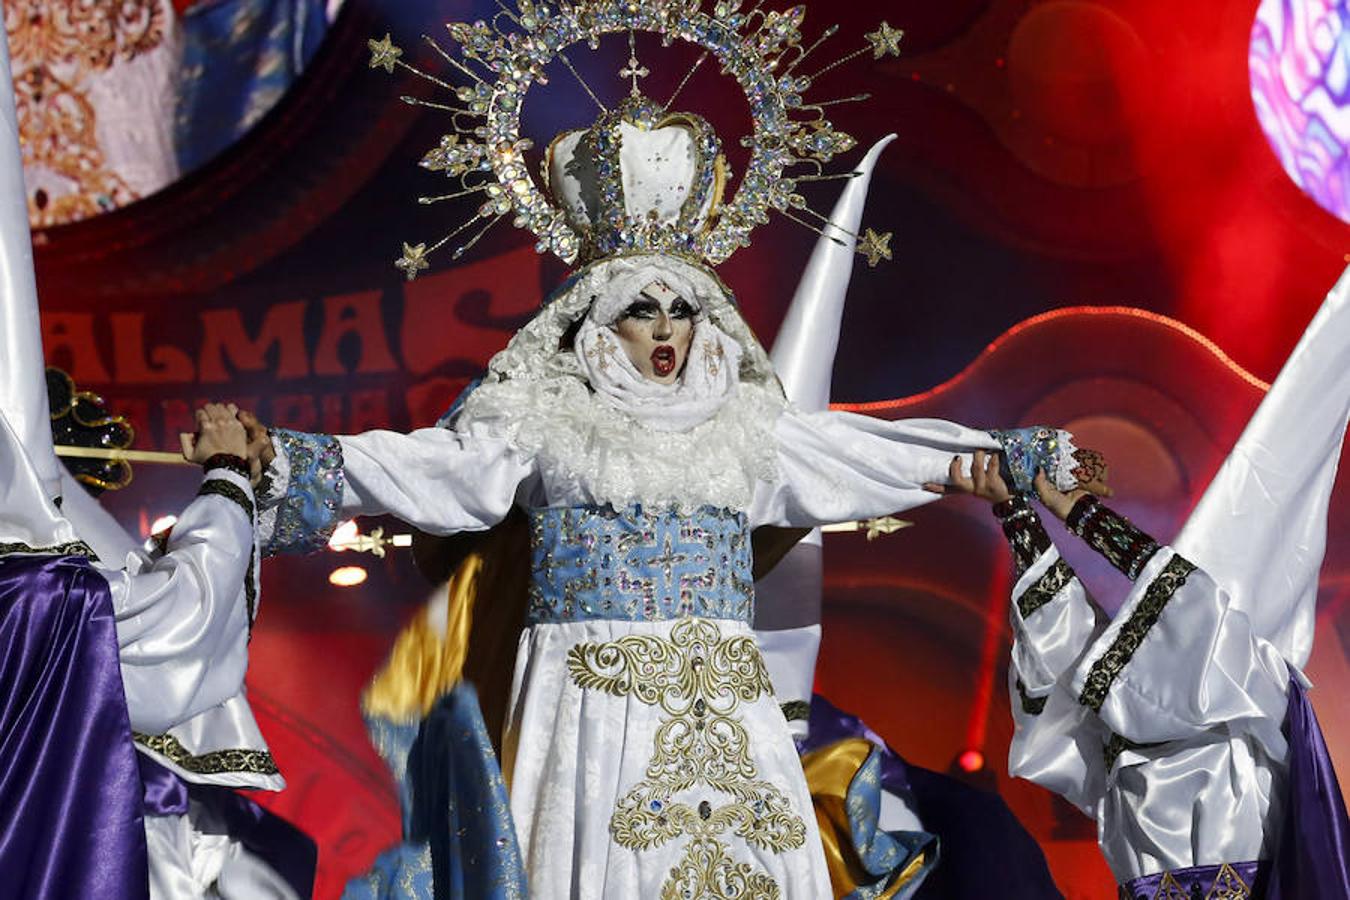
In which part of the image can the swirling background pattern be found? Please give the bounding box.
[1251,0,1350,223]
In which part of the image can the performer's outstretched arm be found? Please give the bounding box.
[748,408,1005,526]
[249,417,536,555]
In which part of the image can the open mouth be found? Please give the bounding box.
[650,345,676,376]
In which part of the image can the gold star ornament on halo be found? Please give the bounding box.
[865,22,904,59]
[858,228,893,267]
[368,34,403,74]
[395,242,430,280]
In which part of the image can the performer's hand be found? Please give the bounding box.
[180,403,248,463]
[1033,471,1087,521]
[237,410,275,486]
[1071,448,1114,499]
[924,450,1013,503]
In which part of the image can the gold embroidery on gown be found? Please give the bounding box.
[568,618,807,896]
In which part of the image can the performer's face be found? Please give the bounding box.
[612,281,697,384]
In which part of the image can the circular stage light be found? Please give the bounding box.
[1251,0,1350,223]
[328,565,368,588]
[957,749,986,773]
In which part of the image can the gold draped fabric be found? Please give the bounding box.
[802,738,928,900]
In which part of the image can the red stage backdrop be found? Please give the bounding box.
[13,0,1350,896]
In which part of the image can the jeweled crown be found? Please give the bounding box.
[547,96,726,264]
[368,0,902,281]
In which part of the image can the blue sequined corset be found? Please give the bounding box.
[527,506,755,625]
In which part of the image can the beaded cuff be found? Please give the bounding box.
[989,426,1079,495]
[261,429,345,557]
[993,495,1051,576]
[1067,496,1160,581]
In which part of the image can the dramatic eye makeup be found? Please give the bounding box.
[620,299,661,320]
[618,297,697,322]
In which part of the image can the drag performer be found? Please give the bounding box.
[945,268,1350,897]
[256,16,1105,893]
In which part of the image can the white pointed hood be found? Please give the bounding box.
[1174,263,1350,667]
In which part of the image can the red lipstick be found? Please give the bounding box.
[651,345,676,376]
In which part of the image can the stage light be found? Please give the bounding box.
[957,749,985,773]
[149,514,178,536]
[1251,0,1350,224]
[329,565,368,587]
[328,520,359,551]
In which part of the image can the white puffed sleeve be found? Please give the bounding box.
[748,409,1001,527]
[1069,547,1292,760]
[337,427,536,534]
[105,469,255,735]
[258,426,537,554]
[1004,538,1111,816]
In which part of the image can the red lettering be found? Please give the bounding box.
[112,313,194,384]
[314,291,397,375]
[199,302,309,383]
[402,246,542,375]
[42,313,112,384]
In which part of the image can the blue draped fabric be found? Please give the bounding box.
[0,554,149,899]
[1268,677,1350,899]
[804,695,1063,900]
[174,0,332,174]
[344,684,527,900]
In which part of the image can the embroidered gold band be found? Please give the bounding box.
[134,732,279,776]
[1079,555,1196,712]
[780,700,810,723]
[1017,558,1075,619]
[0,540,94,558]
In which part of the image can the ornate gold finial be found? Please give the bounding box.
[865,22,904,59]
[395,242,430,280]
[859,228,893,267]
[368,34,403,73]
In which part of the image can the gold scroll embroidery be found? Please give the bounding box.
[568,617,805,897]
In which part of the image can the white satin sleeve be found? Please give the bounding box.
[1068,547,1292,758]
[1006,545,1110,816]
[105,470,255,735]
[748,409,1002,527]
[337,427,536,535]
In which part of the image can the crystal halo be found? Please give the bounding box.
[371,1,902,279]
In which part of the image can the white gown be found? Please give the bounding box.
[265,381,999,899]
